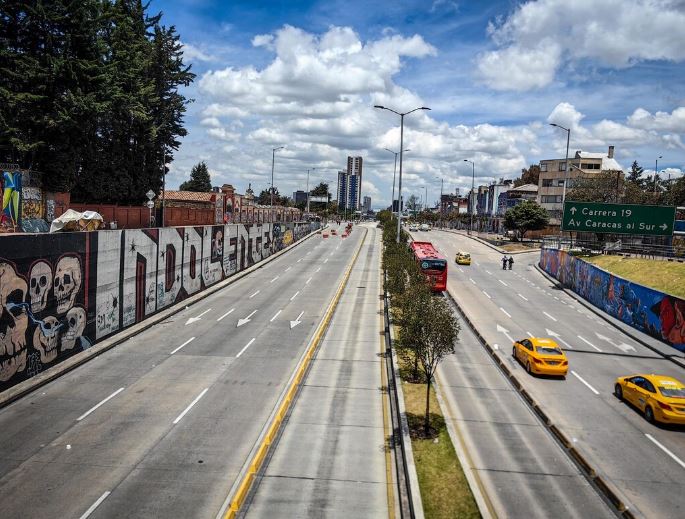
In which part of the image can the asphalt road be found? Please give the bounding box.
[244,225,391,518]
[0,224,363,519]
[417,228,685,519]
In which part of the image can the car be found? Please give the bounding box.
[614,374,685,425]
[409,224,419,232]
[331,229,337,235]
[512,337,568,377]
[322,232,329,238]
[420,223,430,231]
[455,251,471,265]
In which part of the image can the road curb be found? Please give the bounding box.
[533,262,685,371]
[216,228,369,519]
[440,229,540,255]
[0,228,321,410]
[443,289,641,519]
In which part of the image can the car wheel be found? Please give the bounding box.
[645,406,655,423]
[614,384,623,400]
[512,346,517,358]
[526,361,532,375]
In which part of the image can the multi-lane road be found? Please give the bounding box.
[418,228,685,519]
[0,224,390,519]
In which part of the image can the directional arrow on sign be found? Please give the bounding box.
[660,223,668,230]
[496,324,514,344]
[570,206,577,215]
[595,332,636,353]
[290,311,304,329]
[545,328,573,349]
[185,308,211,326]
[237,309,258,327]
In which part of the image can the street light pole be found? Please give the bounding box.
[384,148,409,214]
[375,105,431,243]
[654,155,662,193]
[464,159,475,235]
[270,146,284,224]
[306,167,316,215]
[550,123,571,229]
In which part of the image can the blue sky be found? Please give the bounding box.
[151,0,685,208]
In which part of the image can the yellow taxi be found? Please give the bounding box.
[455,251,471,265]
[614,374,685,425]
[512,337,568,377]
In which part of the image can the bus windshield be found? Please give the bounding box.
[420,259,447,272]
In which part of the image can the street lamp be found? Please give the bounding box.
[384,148,410,214]
[654,155,662,193]
[464,159,475,235]
[375,104,431,243]
[550,123,571,223]
[306,167,317,215]
[270,146,285,224]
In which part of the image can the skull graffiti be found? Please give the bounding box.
[33,316,60,364]
[29,261,52,313]
[0,263,28,381]
[54,256,82,314]
[61,306,86,351]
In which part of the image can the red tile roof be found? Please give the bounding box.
[162,191,215,203]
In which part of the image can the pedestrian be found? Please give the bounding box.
[508,256,514,270]
[502,255,507,270]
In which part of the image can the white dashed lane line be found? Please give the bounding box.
[500,307,512,318]
[290,291,300,301]
[170,337,196,355]
[270,310,282,322]
[79,492,111,519]
[76,388,125,421]
[217,308,234,321]
[498,279,509,287]
[571,370,600,395]
[482,290,491,299]
[173,388,209,424]
[236,338,256,358]
[518,293,528,301]
[578,335,603,352]
[645,434,685,469]
[543,311,557,322]
[249,290,260,298]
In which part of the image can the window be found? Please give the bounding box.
[556,179,565,187]
[521,339,533,351]
[540,163,548,172]
[581,162,600,170]
[542,179,553,187]
[541,195,562,204]
[643,380,657,393]
[559,162,566,171]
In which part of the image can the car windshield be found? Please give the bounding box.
[658,386,685,398]
[536,346,562,355]
[421,259,446,272]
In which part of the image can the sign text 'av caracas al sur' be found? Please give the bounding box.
[562,201,675,236]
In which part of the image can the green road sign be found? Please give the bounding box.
[562,201,676,236]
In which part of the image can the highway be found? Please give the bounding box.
[244,225,391,518]
[417,228,685,519]
[0,224,366,519]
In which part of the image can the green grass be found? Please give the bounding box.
[398,358,481,519]
[585,255,685,298]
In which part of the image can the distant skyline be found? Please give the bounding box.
[152,0,685,208]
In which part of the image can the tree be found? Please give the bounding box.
[666,175,685,206]
[627,161,644,186]
[256,187,289,206]
[310,182,329,197]
[416,296,459,435]
[514,164,541,187]
[503,201,549,240]
[406,194,420,211]
[180,161,212,192]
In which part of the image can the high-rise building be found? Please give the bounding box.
[362,196,371,213]
[337,156,364,211]
[347,156,363,209]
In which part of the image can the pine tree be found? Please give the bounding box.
[627,160,644,186]
[180,161,212,192]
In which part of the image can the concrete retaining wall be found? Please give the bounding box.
[539,248,685,352]
[0,221,317,392]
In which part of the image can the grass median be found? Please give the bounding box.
[585,255,685,298]
[397,354,480,519]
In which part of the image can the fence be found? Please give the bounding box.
[541,235,685,260]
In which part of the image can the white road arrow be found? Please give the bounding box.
[497,323,515,344]
[595,332,636,352]
[237,309,258,327]
[545,328,573,349]
[290,311,304,329]
[185,308,211,326]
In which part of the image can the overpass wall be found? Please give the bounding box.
[0,221,317,392]
[539,248,685,352]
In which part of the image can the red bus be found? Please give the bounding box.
[410,241,447,292]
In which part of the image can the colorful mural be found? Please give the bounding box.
[1,171,22,228]
[0,221,319,391]
[540,249,685,352]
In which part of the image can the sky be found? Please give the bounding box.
[151,0,685,209]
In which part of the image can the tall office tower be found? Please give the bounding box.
[347,156,363,209]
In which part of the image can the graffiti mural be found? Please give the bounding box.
[540,249,685,352]
[1,171,22,228]
[21,186,43,220]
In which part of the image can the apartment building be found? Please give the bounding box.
[537,145,623,218]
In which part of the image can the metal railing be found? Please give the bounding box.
[542,235,685,259]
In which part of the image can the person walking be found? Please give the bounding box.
[502,255,508,270]
[508,256,514,270]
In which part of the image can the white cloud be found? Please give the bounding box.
[200,117,221,127]
[207,127,241,142]
[627,107,685,132]
[477,0,685,91]
[181,41,214,63]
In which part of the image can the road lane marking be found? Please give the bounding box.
[285,266,292,272]
[486,270,492,275]
[474,261,480,266]
[290,291,300,301]
[571,371,599,395]
[482,290,491,299]
[578,335,603,352]
[306,277,312,285]
[469,277,476,285]
[543,311,557,322]
[645,434,685,469]
[249,290,260,298]
[173,388,209,424]
[170,337,196,355]
[77,388,125,421]
[297,258,302,263]
[526,331,534,337]
[553,296,559,300]
[217,308,234,321]
[306,251,311,255]
[518,293,528,301]
[237,338,256,358]
[79,491,111,519]
[323,258,329,264]
[197,308,212,318]
[270,276,279,283]
[315,267,321,273]
[237,309,258,327]
[459,267,464,273]
[270,310,282,322]
[498,279,509,287]
[500,307,511,318]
